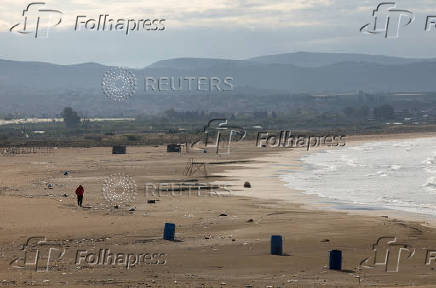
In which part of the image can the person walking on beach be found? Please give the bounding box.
[75,185,84,207]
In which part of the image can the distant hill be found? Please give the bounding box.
[247,51,428,67]
[1,52,436,116]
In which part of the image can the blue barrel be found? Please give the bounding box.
[270,235,283,255]
[163,223,175,241]
[329,250,342,270]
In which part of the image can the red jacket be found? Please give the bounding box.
[75,185,84,196]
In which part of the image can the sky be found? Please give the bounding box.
[1,0,436,67]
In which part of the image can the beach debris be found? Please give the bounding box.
[329,250,342,270]
[163,223,176,241]
[129,207,135,212]
[62,194,68,197]
[114,205,119,209]
[270,235,283,255]
[112,145,126,154]
[47,183,54,189]
[204,235,211,240]
[167,144,181,153]
[247,219,254,223]
[321,239,330,242]
[244,181,251,188]
[147,200,156,204]
[64,171,69,176]
[219,213,228,217]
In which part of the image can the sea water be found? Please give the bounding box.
[280,137,436,216]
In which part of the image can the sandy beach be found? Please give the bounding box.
[2,133,436,287]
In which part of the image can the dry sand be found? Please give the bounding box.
[1,133,436,287]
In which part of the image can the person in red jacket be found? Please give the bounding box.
[75,185,84,207]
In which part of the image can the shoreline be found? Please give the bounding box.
[215,131,436,228]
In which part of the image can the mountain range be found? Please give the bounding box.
[1,52,435,116]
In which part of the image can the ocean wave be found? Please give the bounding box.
[280,136,436,217]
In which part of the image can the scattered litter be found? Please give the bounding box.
[64,171,69,176]
[244,181,251,188]
[62,194,68,197]
[321,239,330,242]
[47,184,53,189]
[219,213,228,217]
[147,200,156,204]
[129,208,135,212]
[114,205,119,209]
[247,219,254,223]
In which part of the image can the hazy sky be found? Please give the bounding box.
[1,0,436,67]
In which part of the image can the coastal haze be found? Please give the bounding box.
[3,0,436,288]
[2,52,436,116]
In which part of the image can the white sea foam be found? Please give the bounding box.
[280,137,436,216]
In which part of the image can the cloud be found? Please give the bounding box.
[0,0,360,31]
